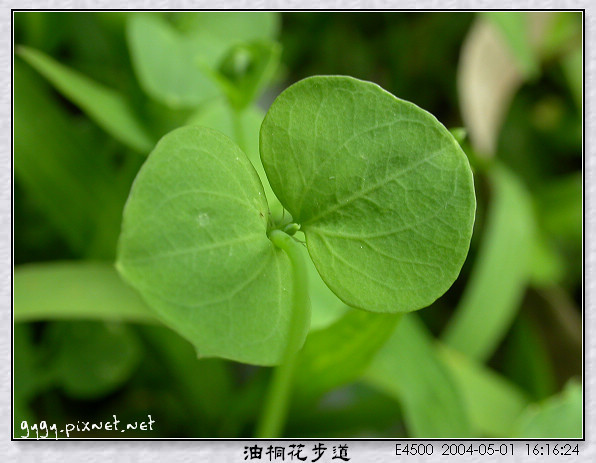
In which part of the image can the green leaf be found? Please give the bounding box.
[14,325,47,436]
[127,14,221,108]
[14,324,54,401]
[117,126,304,366]
[501,313,556,400]
[442,164,534,361]
[537,12,581,60]
[187,99,262,159]
[127,12,279,108]
[186,99,282,217]
[438,345,530,437]
[529,231,565,286]
[47,321,142,399]
[449,127,467,145]
[14,60,118,254]
[17,46,153,152]
[482,12,540,79]
[287,385,404,438]
[537,172,582,247]
[514,380,582,438]
[293,311,401,402]
[15,262,156,323]
[303,241,348,331]
[561,47,582,113]
[364,314,473,437]
[533,173,582,287]
[138,325,234,426]
[210,40,281,110]
[172,11,279,43]
[14,398,36,439]
[260,76,476,313]
[187,101,346,330]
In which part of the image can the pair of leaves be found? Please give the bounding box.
[187,99,347,330]
[117,76,476,365]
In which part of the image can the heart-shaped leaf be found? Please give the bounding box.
[117,126,306,365]
[260,76,476,313]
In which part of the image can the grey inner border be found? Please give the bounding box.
[3,2,593,462]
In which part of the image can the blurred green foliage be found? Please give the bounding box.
[13,11,582,438]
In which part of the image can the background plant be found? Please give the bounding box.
[14,11,582,438]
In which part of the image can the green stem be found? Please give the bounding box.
[255,229,310,438]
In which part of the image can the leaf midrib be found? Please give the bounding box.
[301,148,445,226]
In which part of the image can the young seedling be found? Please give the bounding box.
[116,75,476,435]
